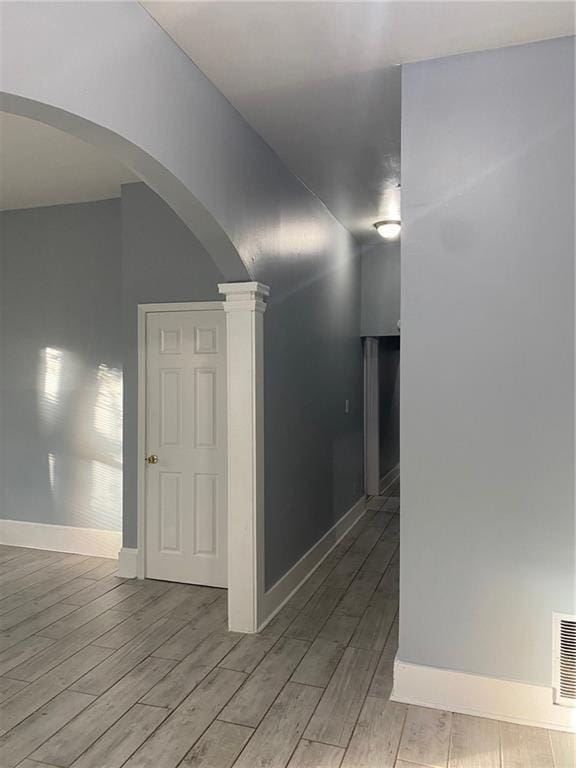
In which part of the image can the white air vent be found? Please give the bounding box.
[553,613,576,707]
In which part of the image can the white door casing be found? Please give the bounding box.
[144,305,227,587]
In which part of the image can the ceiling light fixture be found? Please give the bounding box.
[374,219,401,240]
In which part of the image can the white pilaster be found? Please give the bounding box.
[219,281,269,632]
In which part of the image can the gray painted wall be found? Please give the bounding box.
[120,182,224,548]
[400,36,575,686]
[120,185,364,587]
[259,228,364,588]
[0,183,363,594]
[0,199,123,531]
[361,240,401,337]
[378,337,399,481]
[1,3,365,590]
[0,187,221,540]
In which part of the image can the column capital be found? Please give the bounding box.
[218,282,270,313]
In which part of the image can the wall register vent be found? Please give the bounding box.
[553,613,576,707]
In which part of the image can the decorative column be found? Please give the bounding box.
[219,282,269,633]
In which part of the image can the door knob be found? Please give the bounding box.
[146,454,159,464]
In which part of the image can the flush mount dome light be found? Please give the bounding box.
[374,220,401,240]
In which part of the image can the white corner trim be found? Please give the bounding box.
[135,301,223,314]
[393,660,576,733]
[258,495,367,632]
[219,281,269,634]
[379,464,400,495]
[0,519,120,559]
[117,547,138,578]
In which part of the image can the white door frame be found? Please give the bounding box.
[135,283,269,633]
[136,301,225,584]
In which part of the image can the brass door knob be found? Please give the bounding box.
[146,454,159,464]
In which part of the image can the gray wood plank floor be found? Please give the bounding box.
[0,479,572,767]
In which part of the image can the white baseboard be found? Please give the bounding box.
[258,495,367,631]
[117,547,138,578]
[393,660,576,733]
[0,519,121,559]
[379,464,399,495]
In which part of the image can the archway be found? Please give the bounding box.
[0,92,249,284]
[0,1,256,283]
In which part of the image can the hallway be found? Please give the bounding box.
[0,481,571,767]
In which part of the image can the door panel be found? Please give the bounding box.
[194,473,218,555]
[145,309,227,587]
[159,471,182,553]
[160,369,182,446]
[194,368,217,447]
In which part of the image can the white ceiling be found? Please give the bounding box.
[144,0,575,242]
[0,112,137,212]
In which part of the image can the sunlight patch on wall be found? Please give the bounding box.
[94,364,122,458]
[39,346,64,420]
[37,347,123,532]
[48,452,56,492]
[88,459,122,532]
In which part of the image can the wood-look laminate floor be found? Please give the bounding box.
[0,480,573,767]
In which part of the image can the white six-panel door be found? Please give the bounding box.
[144,309,227,587]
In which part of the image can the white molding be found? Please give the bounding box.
[393,660,576,733]
[218,282,270,299]
[0,519,120,559]
[259,495,367,632]
[219,282,269,633]
[136,301,223,314]
[117,547,138,578]
[379,464,400,495]
[137,305,147,580]
[137,300,226,582]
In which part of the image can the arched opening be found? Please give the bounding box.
[0,109,247,599]
[0,93,250,283]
